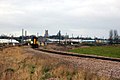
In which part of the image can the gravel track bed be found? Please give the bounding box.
[24,47,120,79]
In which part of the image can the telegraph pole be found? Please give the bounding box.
[65,33,67,45]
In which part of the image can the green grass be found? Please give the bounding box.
[69,46,120,58]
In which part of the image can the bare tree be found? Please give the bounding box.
[109,29,119,44]
[57,30,61,44]
[114,30,119,44]
[109,30,113,44]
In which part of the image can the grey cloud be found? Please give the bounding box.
[0,0,120,38]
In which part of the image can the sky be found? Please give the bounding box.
[0,0,120,38]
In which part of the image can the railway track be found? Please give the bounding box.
[35,48,120,62]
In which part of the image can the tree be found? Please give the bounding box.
[109,29,119,44]
[114,30,119,44]
[109,30,113,44]
[57,30,61,44]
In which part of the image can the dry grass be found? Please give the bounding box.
[0,46,118,80]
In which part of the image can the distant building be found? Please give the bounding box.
[0,39,19,45]
[25,31,27,37]
[44,30,48,38]
[119,36,120,39]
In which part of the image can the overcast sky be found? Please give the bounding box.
[0,0,120,38]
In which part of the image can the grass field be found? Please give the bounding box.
[69,45,120,58]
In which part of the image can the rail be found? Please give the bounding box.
[35,48,120,62]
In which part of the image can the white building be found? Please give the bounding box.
[0,39,19,45]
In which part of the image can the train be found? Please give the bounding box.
[31,36,39,48]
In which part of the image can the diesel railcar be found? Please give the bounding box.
[31,36,39,48]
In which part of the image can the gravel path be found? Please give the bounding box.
[24,47,120,79]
